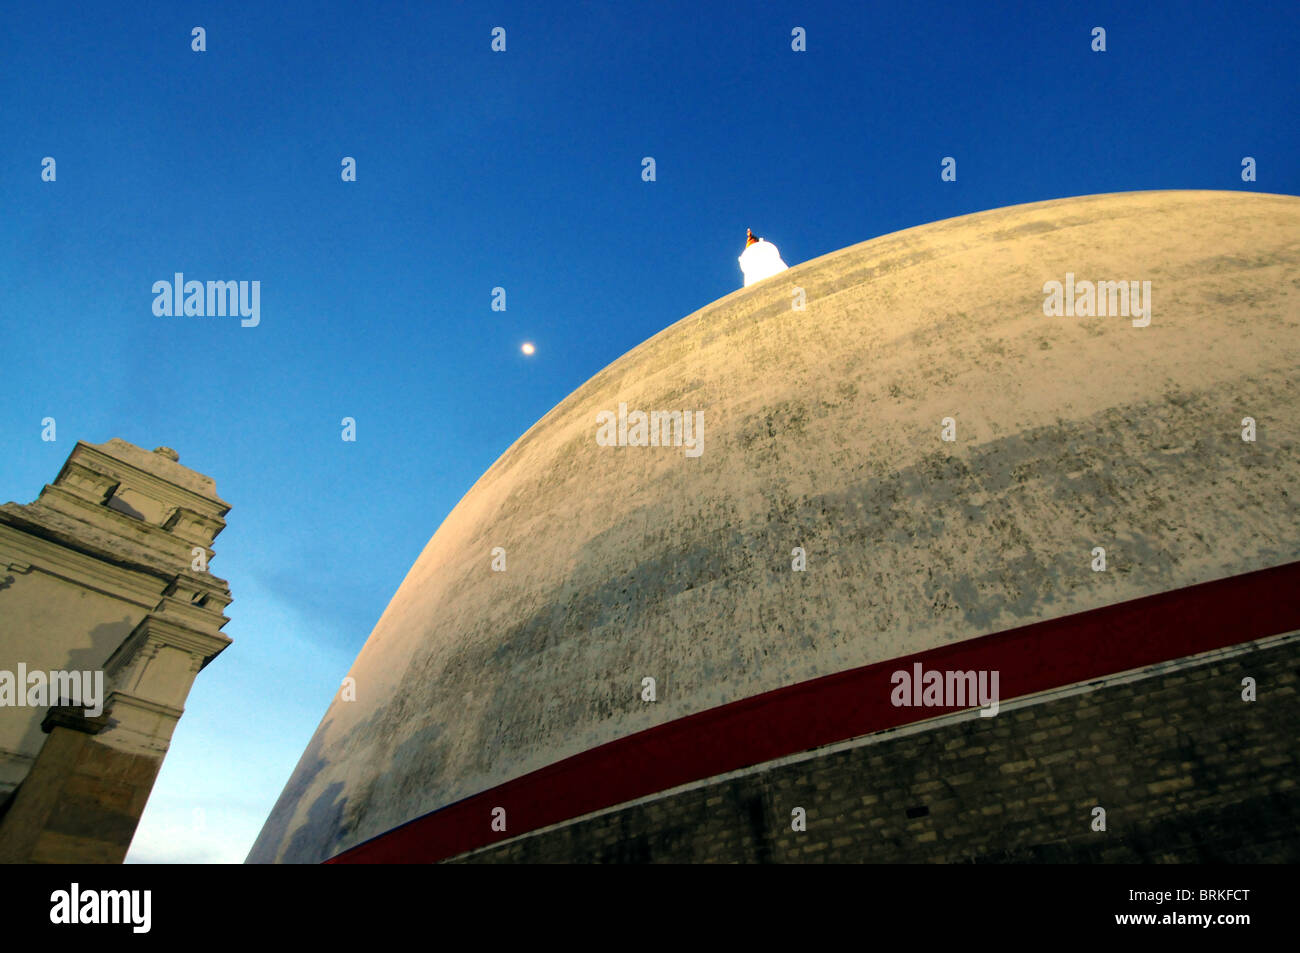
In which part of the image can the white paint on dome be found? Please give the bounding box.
[739,239,789,286]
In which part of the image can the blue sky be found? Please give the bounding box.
[1,1,1296,862]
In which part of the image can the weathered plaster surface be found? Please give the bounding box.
[249,191,1300,863]
[0,439,232,795]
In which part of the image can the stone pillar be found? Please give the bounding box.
[0,439,232,862]
[0,705,157,864]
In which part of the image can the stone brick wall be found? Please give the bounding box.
[453,636,1298,863]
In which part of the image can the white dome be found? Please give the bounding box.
[248,190,1300,864]
[739,239,789,286]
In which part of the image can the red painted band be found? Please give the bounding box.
[327,560,1300,863]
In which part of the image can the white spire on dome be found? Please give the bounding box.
[739,230,789,287]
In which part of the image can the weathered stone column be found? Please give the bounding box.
[0,439,232,862]
[0,705,153,863]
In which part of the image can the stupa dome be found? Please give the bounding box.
[249,190,1300,863]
